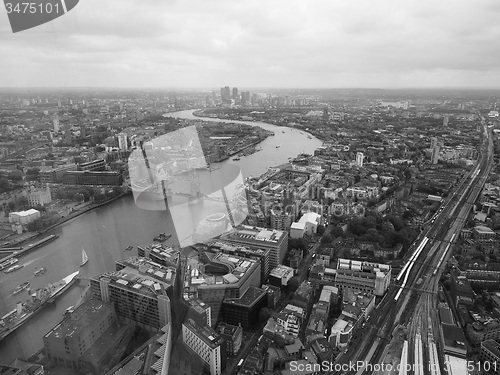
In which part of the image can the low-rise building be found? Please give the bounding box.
[9,209,40,225]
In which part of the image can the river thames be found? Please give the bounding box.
[0,109,322,362]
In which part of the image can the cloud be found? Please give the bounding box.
[1,0,500,87]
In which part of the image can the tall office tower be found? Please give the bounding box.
[64,125,72,144]
[251,94,258,105]
[220,86,231,102]
[355,152,364,167]
[57,99,61,107]
[443,115,449,127]
[53,113,60,133]
[240,91,250,106]
[117,133,128,150]
[430,137,438,149]
[232,87,238,99]
[431,146,440,164]
[182,318,227,375]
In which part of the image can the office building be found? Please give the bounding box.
[186,298,212,328]
[220,87,231,102]
[355,152,364,167]
[43,300,118,373]
[431,137,438,149]
[222,286,267,330]
[208,241,271,284]
[117,133,128,150]
[480,340,500,375]
[39,163,77,183]
[219,225,288,269]
[137,243,180,268]
[431,145,440,164]
[60,171,123,186]
[77,159,106,172]
[182,318,227,375]
[268,265,295,287]
[53,113,59,133]
[216,322,243,356]
[90,258,174,332]
[334,259,391,297]
[183,252,261,325]
[232,87,238,99]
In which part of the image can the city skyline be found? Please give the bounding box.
[1,0,500,88]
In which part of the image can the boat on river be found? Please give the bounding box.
[34,267,46,276]
[12,282,30,295]
[80,247,88,267]
[4,264,23,274]
[153,233,171,242]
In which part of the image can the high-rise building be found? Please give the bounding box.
[220,86,231,102]
[232,87,238,99]
[117,133,128,150]
[241,91,250,106]
[53,113,60,133]
[443,115,449,127]
[430,137,438,149]
[431,146,440,164]
[182,318,227,375]
[355,152,364,167]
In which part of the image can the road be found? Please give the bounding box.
[329,112,493,375]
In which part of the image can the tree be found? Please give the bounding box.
[0,177,9,192]
[258,307,273,324]
[8,170,23,181]
[287,276,300,293]
[331,226,344,238]
[321,234,333,244]
[317,224,326,235]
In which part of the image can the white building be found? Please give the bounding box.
[290,212,323,238]
[117,133,128,150]
[9,209,40,225]
[182,318,226,375]
[355,152,364,167]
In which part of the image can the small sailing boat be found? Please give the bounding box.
[80,247,89,267]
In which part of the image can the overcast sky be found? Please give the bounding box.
[1,0,500,89]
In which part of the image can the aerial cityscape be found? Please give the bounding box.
[2,1,500,375]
